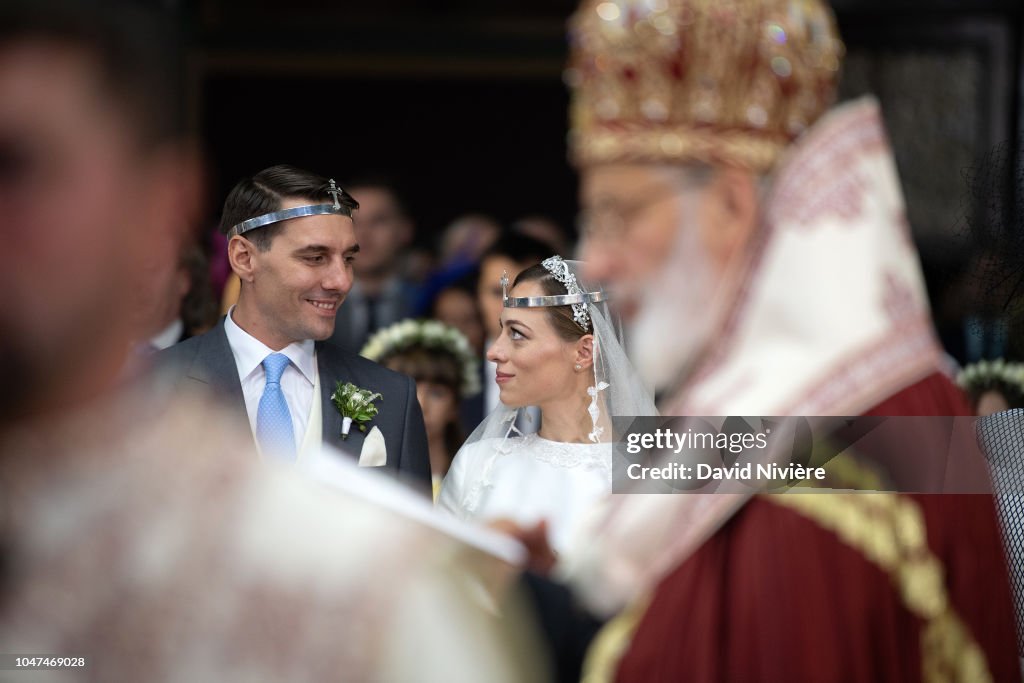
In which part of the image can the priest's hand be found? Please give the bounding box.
[487,519,557,576]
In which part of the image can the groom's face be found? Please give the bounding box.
[244,197,358,349]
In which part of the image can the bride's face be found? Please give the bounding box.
[486,281,583,409]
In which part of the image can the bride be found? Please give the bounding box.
[438,256,656,556]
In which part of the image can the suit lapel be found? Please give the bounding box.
[184,317,247,440]
[190,319,248,426]
[317,342,366,459]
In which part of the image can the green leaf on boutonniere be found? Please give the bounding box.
[331,381,382,438]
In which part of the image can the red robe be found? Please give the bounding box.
[607,374,1020,682]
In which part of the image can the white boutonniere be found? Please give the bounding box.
[330,381,382,439]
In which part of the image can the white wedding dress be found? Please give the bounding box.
[438,432,611,555]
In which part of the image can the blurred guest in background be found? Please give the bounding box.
[938,247,1014,365]
[362,319,480,499]
[403,235,438,287]
[124,239,217,379]
[440,212,502,269]
[432,271,486,357]
[179,241,220,338]
[430,271,489,434]
[330,175,419,352]
[958,358,1024,416]
[511,214,574,257]
[132,240,219,358]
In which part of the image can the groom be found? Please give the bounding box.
[160,165,430,487]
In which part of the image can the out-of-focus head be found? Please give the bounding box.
[0,0,201,421]
[569,0,842,388]
[432,275,486,356]
[222,164,359,349]
[178,242,219,337]
[345,177,412,279]
[977,390,1011,417]
[511,215,572,256]
[128,239,194,342]
[385,345,463,439]
[958,359,1024,417]
[440,213,502,267]
[362,319,477,464]
[476,232,551,343]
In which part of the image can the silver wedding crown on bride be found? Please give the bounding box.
[502,255,605,330]
[228,179,353,238]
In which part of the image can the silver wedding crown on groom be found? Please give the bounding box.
[502,255,605,330]
[228,179,353,238]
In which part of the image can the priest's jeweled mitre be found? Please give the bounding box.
[566,0,844,172]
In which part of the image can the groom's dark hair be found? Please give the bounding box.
[219,164,359,251]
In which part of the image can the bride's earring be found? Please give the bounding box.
[574,363,582,371]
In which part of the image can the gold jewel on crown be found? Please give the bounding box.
[566,0,844,172]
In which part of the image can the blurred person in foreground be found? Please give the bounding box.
[0,2,544,681]
[543,0,1018,679]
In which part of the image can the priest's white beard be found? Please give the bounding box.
[625,203,722,394]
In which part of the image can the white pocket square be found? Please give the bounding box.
[357,426,387,467]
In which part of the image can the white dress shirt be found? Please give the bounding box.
[224,308,317,453]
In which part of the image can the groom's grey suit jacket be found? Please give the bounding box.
[157,318,431,488]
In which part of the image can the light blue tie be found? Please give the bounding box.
[256,352,296,461]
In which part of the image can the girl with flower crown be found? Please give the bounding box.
[957,358,1024,416]
[361,320,480,499]
[438,256,656,557]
